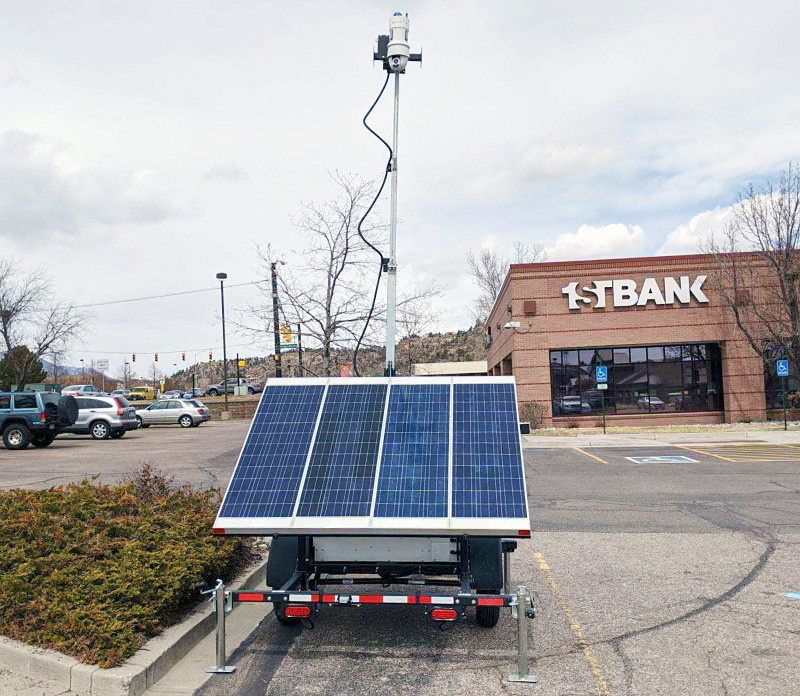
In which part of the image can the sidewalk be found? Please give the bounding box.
[522,427,800,448]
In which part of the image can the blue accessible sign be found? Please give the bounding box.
[595,366,608,383]
[777,359,789,378]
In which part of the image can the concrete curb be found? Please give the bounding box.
[0,558,268,696]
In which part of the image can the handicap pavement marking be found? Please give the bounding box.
[786,593,800,601]
[625,455,699,464]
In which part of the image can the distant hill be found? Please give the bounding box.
[166,325,486,387]
[40,359,84,378]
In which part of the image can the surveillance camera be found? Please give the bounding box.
[386,13,410,73]
[389,55,408,72]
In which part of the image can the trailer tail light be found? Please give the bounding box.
[518,529,531,538]
[284,605,311,618]
[212,528,226,535]
[430,608,458,621]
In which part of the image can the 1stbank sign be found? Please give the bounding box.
[562,275,709,310]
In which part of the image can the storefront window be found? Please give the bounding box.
[550,343,724,416]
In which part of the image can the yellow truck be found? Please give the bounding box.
[128,386,156,401]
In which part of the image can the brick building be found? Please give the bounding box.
[486,253,781,427]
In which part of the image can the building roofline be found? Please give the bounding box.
[508,250,761,272]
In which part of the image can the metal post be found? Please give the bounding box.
[297,323,303,376]
[783,375,787,430]
[236,352,240,387]
[507,585,537,683]
[601,391,606,434]
[384,72,400,377]
[502,551,511,595]
[271,262,282,378]
[206,580,235,674]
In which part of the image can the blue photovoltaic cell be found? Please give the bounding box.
[452,383,527,518]
[374,384,449,518]
[296,384,387,517]
[218,384,324,518]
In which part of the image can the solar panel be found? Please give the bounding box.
[215,376,530,536]
[218,383,324,519]
[451,383,527,519]
[296,383,387,517]
[373,383,449,518]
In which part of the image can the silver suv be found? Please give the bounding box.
[205,378,262,396]
[61,396,139,439]
[62,384,105,396]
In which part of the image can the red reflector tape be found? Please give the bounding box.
[407,596,416,604]
[418,596,432,604]
[359,595,384,604]
[238,593,266,602]
[477,598,505,607]
[284,605,311,618]
[430,608,458,621]
[322,594,336,603]
[212,528,225,535]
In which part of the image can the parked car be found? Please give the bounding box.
[135,399,210,428]
[637,395,666,411]
[128,386,156,401]
[553,396,592,415]
[60,395,139,439]
[0,391,78,449]
[62,384,104,397]
[182,387,205,399]
[110,388,130,398]
[159,390,184,400]
[205,378,262,396]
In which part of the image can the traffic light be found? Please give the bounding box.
[154,353,158,362]
[281,323,292,343]
[182,352,186,361]
[132,353,136,362]
[209,351,213,361]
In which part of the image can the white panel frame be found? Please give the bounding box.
[214,375,531,536]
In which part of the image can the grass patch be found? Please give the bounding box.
[0,464,251,668]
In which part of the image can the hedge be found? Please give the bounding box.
[0,466,251,667]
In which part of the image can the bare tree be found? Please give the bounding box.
[0,258,89,389]
[115,361,135,389]
[148,362,163,393]
[396,285,444,373]
[467,241,546,324]
[703,164,800,366]
[244,172,445,376]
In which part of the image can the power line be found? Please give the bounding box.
[76,280,266,308]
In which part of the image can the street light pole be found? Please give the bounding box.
[271,261,285,378]
[216,272,229,416]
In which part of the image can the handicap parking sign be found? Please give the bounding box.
[777,359,789,377]
[595,366,608,383]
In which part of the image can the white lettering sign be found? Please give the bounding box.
[563,275,709,310]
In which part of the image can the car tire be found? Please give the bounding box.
[179,415,193,428]
[247,387,255,394]
[90,420,110,440]
[31,432,56,448]
[208,389,219,397]
[135,416,150,428]
[3,423,32,450]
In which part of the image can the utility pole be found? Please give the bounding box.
[297,323,303,376]
[374,13,421,376]
[271,261,285,377]
[216,272,229,416]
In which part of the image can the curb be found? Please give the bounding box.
[0,558,268,696]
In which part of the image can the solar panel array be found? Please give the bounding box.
[215,377,530,536]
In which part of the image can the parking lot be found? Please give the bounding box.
[3,428,800,695]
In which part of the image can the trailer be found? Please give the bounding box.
[210,376,536,682]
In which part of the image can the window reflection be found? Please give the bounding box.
[550,344,724,416]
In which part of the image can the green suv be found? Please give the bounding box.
[0,392,78,450]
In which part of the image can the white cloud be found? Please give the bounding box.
[463,144,617,201]
[0,130,176,241]
[544,223,645,261]
[204,162,248,183]
[655,205,734,256]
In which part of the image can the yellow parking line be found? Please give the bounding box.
[534,552,614,696]
[573,447,608,465]
[674,444,735,462]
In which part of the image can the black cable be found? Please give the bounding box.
[352,71,393,377]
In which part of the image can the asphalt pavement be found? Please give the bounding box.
[186,443,800,696]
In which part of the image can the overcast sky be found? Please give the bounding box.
[2,0,799,377]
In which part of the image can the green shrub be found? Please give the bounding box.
[0,465,251,668]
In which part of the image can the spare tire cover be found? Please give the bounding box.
[57,395,79,426]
